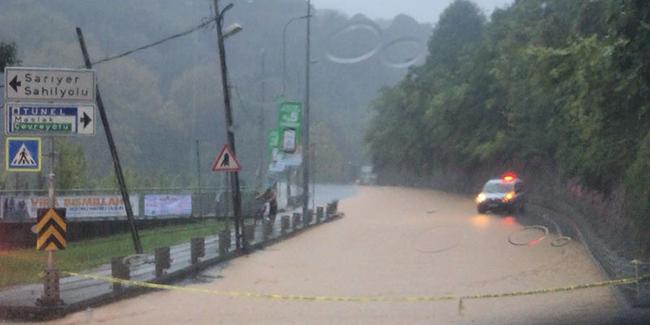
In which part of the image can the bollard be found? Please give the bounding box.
[244,224,256,244]
[37,269,63,306]
[281,215,290,235]
[111,256,129,292]
[332,200,339,214]
[263,219,273,241]
[316,206,324,223]
[292,212,301,230]
[632,260,650,306]
[155,247,171,278]
[191,237,205,265]
[307,209,314,225]
[219,230,231,256]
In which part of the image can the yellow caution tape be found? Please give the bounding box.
[64,271,454,302]
[63,271,650,305]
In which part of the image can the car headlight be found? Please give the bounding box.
[502,191,515,202]
[476,193,486,203]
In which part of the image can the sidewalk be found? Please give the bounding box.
[0,202,342,321]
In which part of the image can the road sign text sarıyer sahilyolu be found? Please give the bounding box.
[21,73,88,98]
[23,85,89,99]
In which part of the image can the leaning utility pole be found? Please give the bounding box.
[302,0,312,218]
[76,27,142,254]
[212,0,244,250]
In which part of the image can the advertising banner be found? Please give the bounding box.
[144,194,192,217]
[0,195,140,220]
[278,101,302,151]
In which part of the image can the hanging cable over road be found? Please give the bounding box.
[90,16,216,66]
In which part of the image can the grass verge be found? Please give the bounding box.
[0,218,226,288]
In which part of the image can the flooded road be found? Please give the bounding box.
[49,187,622,324]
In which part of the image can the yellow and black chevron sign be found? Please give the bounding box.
[36,208,67,251]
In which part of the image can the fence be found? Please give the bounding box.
[0,182,303,222]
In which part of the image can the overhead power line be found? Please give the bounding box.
[91,16,217,66]
[3,16,216,85]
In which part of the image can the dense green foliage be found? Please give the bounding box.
[366,0,650,249]
[0,42,19,71]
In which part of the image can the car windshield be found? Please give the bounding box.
[483,182,513,194]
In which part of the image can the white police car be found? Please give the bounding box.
[476,173,525,214]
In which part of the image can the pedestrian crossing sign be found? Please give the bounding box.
[211,144,241,172]
[6,137,41,172]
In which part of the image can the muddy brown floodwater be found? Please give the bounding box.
[45,187,621,324]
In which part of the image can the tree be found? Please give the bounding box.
[366,0,650,253]
[54,140,88,189]
[0,42,19,71]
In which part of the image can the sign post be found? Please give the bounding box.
[35,207,66,306]
[275,102,303,208]
[3,65,97,307]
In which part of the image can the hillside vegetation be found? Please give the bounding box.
[366,0,650,253]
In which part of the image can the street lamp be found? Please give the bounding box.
[302,0,312,222]
[223,23,243,39]
[212,0,245,250]
[282,15,310,96]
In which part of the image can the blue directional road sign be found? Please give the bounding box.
[5,103,95,136]
[6,137,42,172]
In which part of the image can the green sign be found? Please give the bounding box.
[278,102,302,129]
[277,102,302,151]
[15,123,72,132]
[268,128,280,151]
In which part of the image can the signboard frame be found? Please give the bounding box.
[4,67,96,103]
[4,102,96,136]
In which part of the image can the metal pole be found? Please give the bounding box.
[47,137,55,270]
[196,140,203,218]
[38,137,62,306]
[311,143,316,209]
[258,49,266,186]
[286,168,291,206]
[302,0,312,218]
[282,22,287,97]
[282,15,309,97]
[213,0,244,250]
[76,27,143,254]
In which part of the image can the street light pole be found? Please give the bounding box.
[302,0,312,219]
[282,15,309,96]
[213,0,244,250]
[195,139,203,218]
[258,48,266,186]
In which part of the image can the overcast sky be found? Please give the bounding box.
[311,0,513,23]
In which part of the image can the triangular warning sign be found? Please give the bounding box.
[11,144,37,167]
[211,144,241,172]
